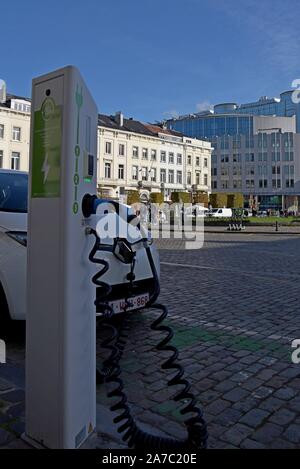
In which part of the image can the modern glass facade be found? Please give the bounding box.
[235,91,300,133]
[168,114,254,140]
[167,90,300,136]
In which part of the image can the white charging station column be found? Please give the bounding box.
[26,66,98,448]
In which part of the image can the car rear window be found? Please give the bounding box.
[0,172,28,213]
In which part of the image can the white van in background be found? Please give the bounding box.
[207,208,233,218]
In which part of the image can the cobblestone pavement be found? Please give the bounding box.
[1,232,300,448]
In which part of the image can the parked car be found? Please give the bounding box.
[0,170,27,323]
[207,208,233,218]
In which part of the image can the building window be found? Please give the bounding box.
[0,124,4,139]
[150,168,156,182]
[212,167,217,176]
[246,165,255,176]
[11,152,20,170]
[187,155,192,165]
[233,153,241,163]
[177,153,182,165]
[151,149,157,161]
[168,170,174,183]
[118,164,124,179]
[245,136,254,148]
[168,152,174,164]
[271,151,280,162]
[233,180,242,189]
[221,180,229,189]
[160,168,166,183]
[221,166,229,176]
[119,144,125,156]
[212,181,217,189]
[284,151,294,161]
[0,150,3,168]
[142,148,148,160]
[132,165,138,180]
[221,154,229,163]
[196,172,200,185]
[187,171,191,185]
[12,101,31,113]
[258,133,268,148]
[104,162,111,178]
[233,165,241,176]
[142,167,148,181]
[105,141,112,154]
[246,179,255,188]
[196,156,200,166]
[220,136,229,150]
[245,153,255,162]
[160,151,166,163]
[272,175,281,188]
[259,152,268,162]
[204,174,208,186]
[232,135,241,149]
[272,166,280,175]
[132,146,139,158]
[259,179,268,188]
[177,171,182,184]
[12,126,21,141]
[204,158,208,168]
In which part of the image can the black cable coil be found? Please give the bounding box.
[89,229,208,450]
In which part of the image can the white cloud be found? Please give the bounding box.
[162,109,179,119]
[218,0,300,74]
[196,101,213,112]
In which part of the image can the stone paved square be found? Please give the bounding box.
[1,231,300,448]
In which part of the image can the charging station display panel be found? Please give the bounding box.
[31,93,62,198]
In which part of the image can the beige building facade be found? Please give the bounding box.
[0,89,212,203]
[0,92,31,171]
[97,113,212,200]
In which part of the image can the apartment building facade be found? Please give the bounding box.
[0,86,31,171]
[0,83,212,203]
[97,113,211,200]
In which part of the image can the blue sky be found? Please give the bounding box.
[2,0,300,121]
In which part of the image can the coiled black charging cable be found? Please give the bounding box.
[88,228,208,450]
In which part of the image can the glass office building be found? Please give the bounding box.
[167,112,254,140]
[236,92,300,133]
[167,91,300,135]
[166,95,300,211]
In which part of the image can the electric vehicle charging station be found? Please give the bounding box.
[25,65,207,451]
[25,66,98,449]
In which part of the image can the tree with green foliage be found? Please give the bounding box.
[171,191,190,203]
[150,192,164,204]
[193,191,208,207]
[126,190,140,205]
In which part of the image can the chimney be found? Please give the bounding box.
[0,80,7,104]
[115,111,124,127]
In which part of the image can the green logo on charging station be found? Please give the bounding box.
[31,97,62,198]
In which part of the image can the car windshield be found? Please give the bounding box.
[0,172,28,213]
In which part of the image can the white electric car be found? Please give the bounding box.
[0,170,160,324]
[0,170,28,323]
